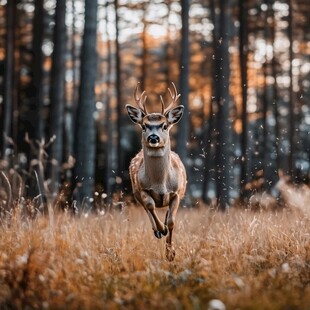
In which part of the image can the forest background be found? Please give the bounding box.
[0,0,309,211]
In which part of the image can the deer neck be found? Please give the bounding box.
[142,142,171,184]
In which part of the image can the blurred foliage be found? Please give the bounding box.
[0,0,309,206]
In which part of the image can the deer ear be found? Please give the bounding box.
[165,105,184,125]
[126,104,145,124]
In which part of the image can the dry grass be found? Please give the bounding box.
[0,199,309,309]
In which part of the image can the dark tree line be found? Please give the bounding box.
[0,0,309,210]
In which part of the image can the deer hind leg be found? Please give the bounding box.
[165,194,180,261]
[140,190,168,239]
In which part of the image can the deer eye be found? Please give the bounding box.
[162,124,168,131]
[141,124,146,131]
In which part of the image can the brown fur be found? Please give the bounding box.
[126,85,186,261]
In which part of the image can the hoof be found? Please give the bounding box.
[154,230,163,239]
[154,226,168,239]
[166,245,175,262]
[161,226,168,236]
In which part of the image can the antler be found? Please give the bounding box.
[160,82,181,115]
[134,83,148,114]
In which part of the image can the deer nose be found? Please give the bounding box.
[147,134,160,144]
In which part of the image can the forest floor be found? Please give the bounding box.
[0,187,309,309]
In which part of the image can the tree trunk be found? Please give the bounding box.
[73,0,98,208]
[164,0,172,88]
[262,61,273,192]
[104,0,114,203]
[202,0,218,204]
[176,0,190,183]
[215,0,231,210]
[239,0,249,198]
[49,0,67,194]
[1,0,16,162]
[62,0,78,185]
[288,0,295,179]
[33,0,45,142]
[263,0,278,192]
[140,5,147,91]
[114,0,123,191]
[202,98,216,204]
[271,3,280,187]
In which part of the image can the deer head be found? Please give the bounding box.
[126,83,184,157]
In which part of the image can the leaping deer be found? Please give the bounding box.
[126,83,187,261]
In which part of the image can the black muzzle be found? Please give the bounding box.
[147,134,160,144]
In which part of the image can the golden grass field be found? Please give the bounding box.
[0,184,309,309]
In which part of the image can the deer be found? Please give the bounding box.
[126,82,187,261]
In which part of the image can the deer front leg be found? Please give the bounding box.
[165,194,180,261]
[140,190,168,239]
